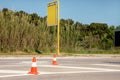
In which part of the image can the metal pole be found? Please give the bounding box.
[55,0,60,55]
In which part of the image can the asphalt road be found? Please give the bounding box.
[0,56,120,80]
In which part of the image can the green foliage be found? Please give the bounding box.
[116,25,120,31]
[0,8,118,54]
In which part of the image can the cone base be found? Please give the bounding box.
[28,67,39,75]
[52,61,57,65]
[28,71,39,75]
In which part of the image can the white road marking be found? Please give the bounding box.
[38,65,120,71]
[0,74,28,78]
[93,64,120,67]
[0,70,27,74]
[20,61,49,64]
[0,70,120,78]
[40,70,119,75]
[0,68,120,78]
[0,70,114,78]
[0,64,120,78]
[0,71,102,78]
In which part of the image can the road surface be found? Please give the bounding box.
[0,56,120,80]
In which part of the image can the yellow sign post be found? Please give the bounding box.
[47,0,60,55]
[47,1,57,26]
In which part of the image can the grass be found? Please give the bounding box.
[0,48,120,56]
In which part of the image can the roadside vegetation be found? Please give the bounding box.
[0,8,120,55]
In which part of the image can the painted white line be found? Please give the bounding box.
[1,64,120,72]
[0,71,104,78]
[0,74,28,78]
[0,70,119,78]
[20,61,49,64]
[38,65,120,71]
[93,64,120,67]
[0,70,27,74]
[40,71,102,75]
[0,69,120,78]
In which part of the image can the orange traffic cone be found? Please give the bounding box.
[28,57,39,75]
[52,54,58,65]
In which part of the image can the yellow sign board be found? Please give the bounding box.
[47,1,58,26]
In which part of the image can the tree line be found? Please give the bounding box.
[0,8,120,54]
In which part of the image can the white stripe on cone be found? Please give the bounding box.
[32,62,37,67]
[53,58,56,61]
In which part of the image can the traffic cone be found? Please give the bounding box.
[28,57,39,75]
[52,54,58,65]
